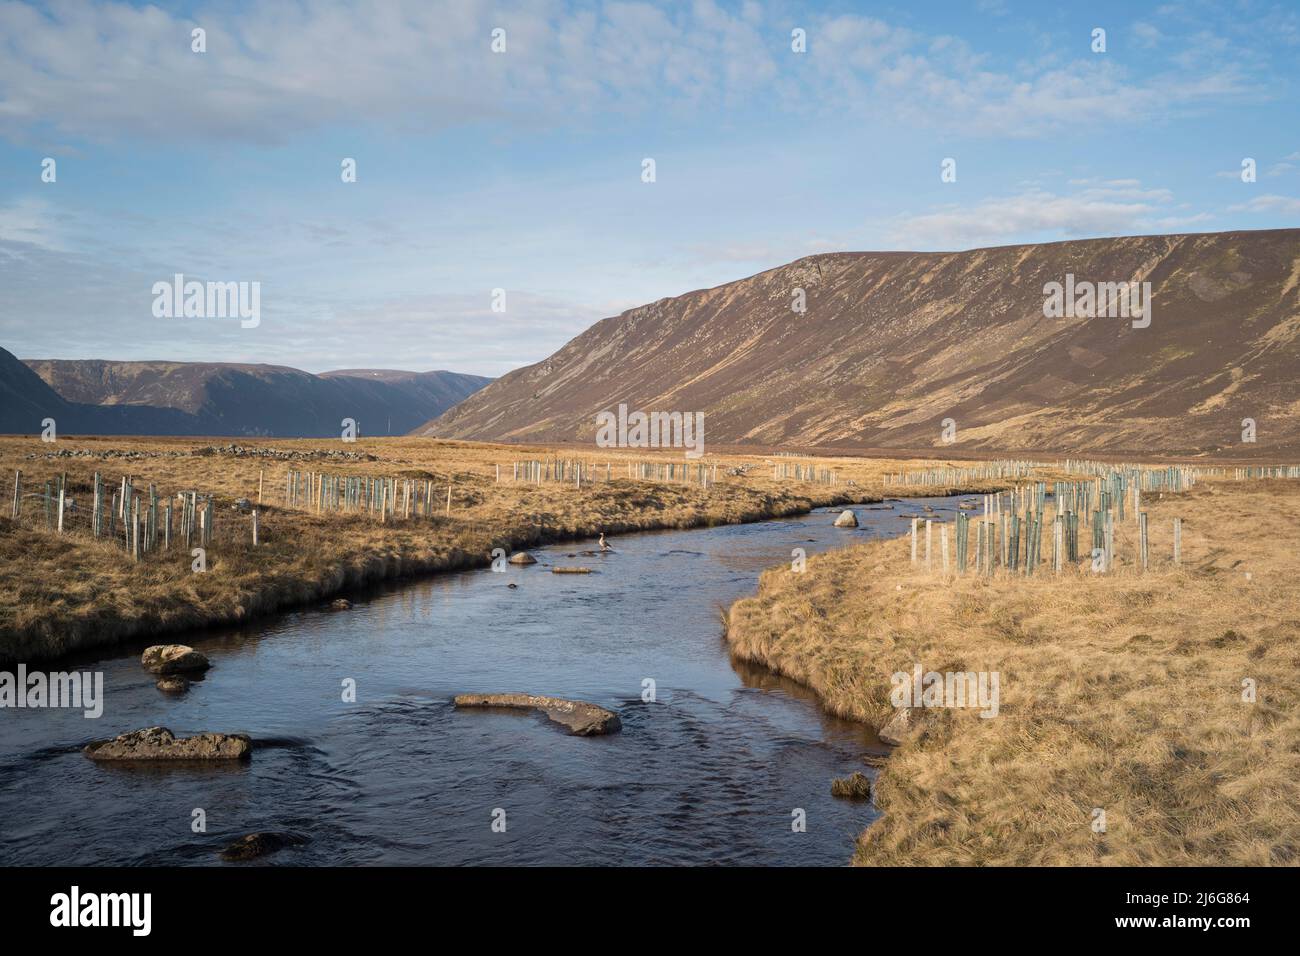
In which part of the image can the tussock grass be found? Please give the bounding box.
[0,435,1000,663]
[726,478,1300,865]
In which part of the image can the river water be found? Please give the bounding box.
[0,495,966,866]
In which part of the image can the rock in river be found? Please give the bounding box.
[454,693,622,736]
[156,676,190,694]
[877,707,915,746]
[141,644,211,675]
[219,831,307,862]
[508,551,538,565]
[833,509,859,528]
[84,726,251,762]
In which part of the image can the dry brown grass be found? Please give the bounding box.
[726,477,1300,866]
[0,434,1003,663]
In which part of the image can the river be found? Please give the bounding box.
[0,495,967,866]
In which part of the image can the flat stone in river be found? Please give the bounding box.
[84,726,251,762]
[454,693,621,736]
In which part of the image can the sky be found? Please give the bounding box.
[0,0,1297,377]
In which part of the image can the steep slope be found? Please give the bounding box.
[422,229,1300,458]
[16,358,490,437]
[0,348,201,436]
[0,346,76,434]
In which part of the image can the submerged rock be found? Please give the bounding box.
[156,676,190,694]
[329,598,352,611]
[454,693,622,736]
[878,708,915,746]
[833,509,859,528]
[831,771,872,800]
[219,831,307,862]
[85,726,251,762]
[551,566,591,574]
[508,551,538,565]
[141,644,210,675]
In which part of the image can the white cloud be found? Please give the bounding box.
[889,181,1208,248]
[1132,22,1162,47]
[1229,194,1300,215]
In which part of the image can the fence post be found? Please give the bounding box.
[252,509,259,547]
[1173,517,1182,566]
[10,470,19,519]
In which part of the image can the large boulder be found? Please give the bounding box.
[84,726,251,761]
[833,509,859,528]
[141,644,210,675]
[454,693,621,736]
[508,551,538,565]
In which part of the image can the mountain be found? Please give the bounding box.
[318,368,494,431]
[421,229,1300,458]
[1,347,209,436]
[3,353,490,437]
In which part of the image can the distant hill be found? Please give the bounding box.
[421,229,1300,458]
[1,351,490,437]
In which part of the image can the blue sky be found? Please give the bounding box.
[0,0,1297,376]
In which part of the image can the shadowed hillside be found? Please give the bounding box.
[5,354,490,437]
[422,229,1300,458]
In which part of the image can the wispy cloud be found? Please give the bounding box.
[889,181,1213,248]
[1229,194,1300,215]
[0,0,1268,145]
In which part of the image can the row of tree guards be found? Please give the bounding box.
[285,469,459,519]
[509,458,720,486]
[771,461,839,484]
[906,469,1201,575]
[1234,465,1300,479]
[885,459,1212,489]
[9,470,220,560]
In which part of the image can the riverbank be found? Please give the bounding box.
[725,477,1300,865]
[0,435,1005,664]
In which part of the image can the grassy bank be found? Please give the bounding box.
[726,477,1300,865]
[0,435,998,664]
